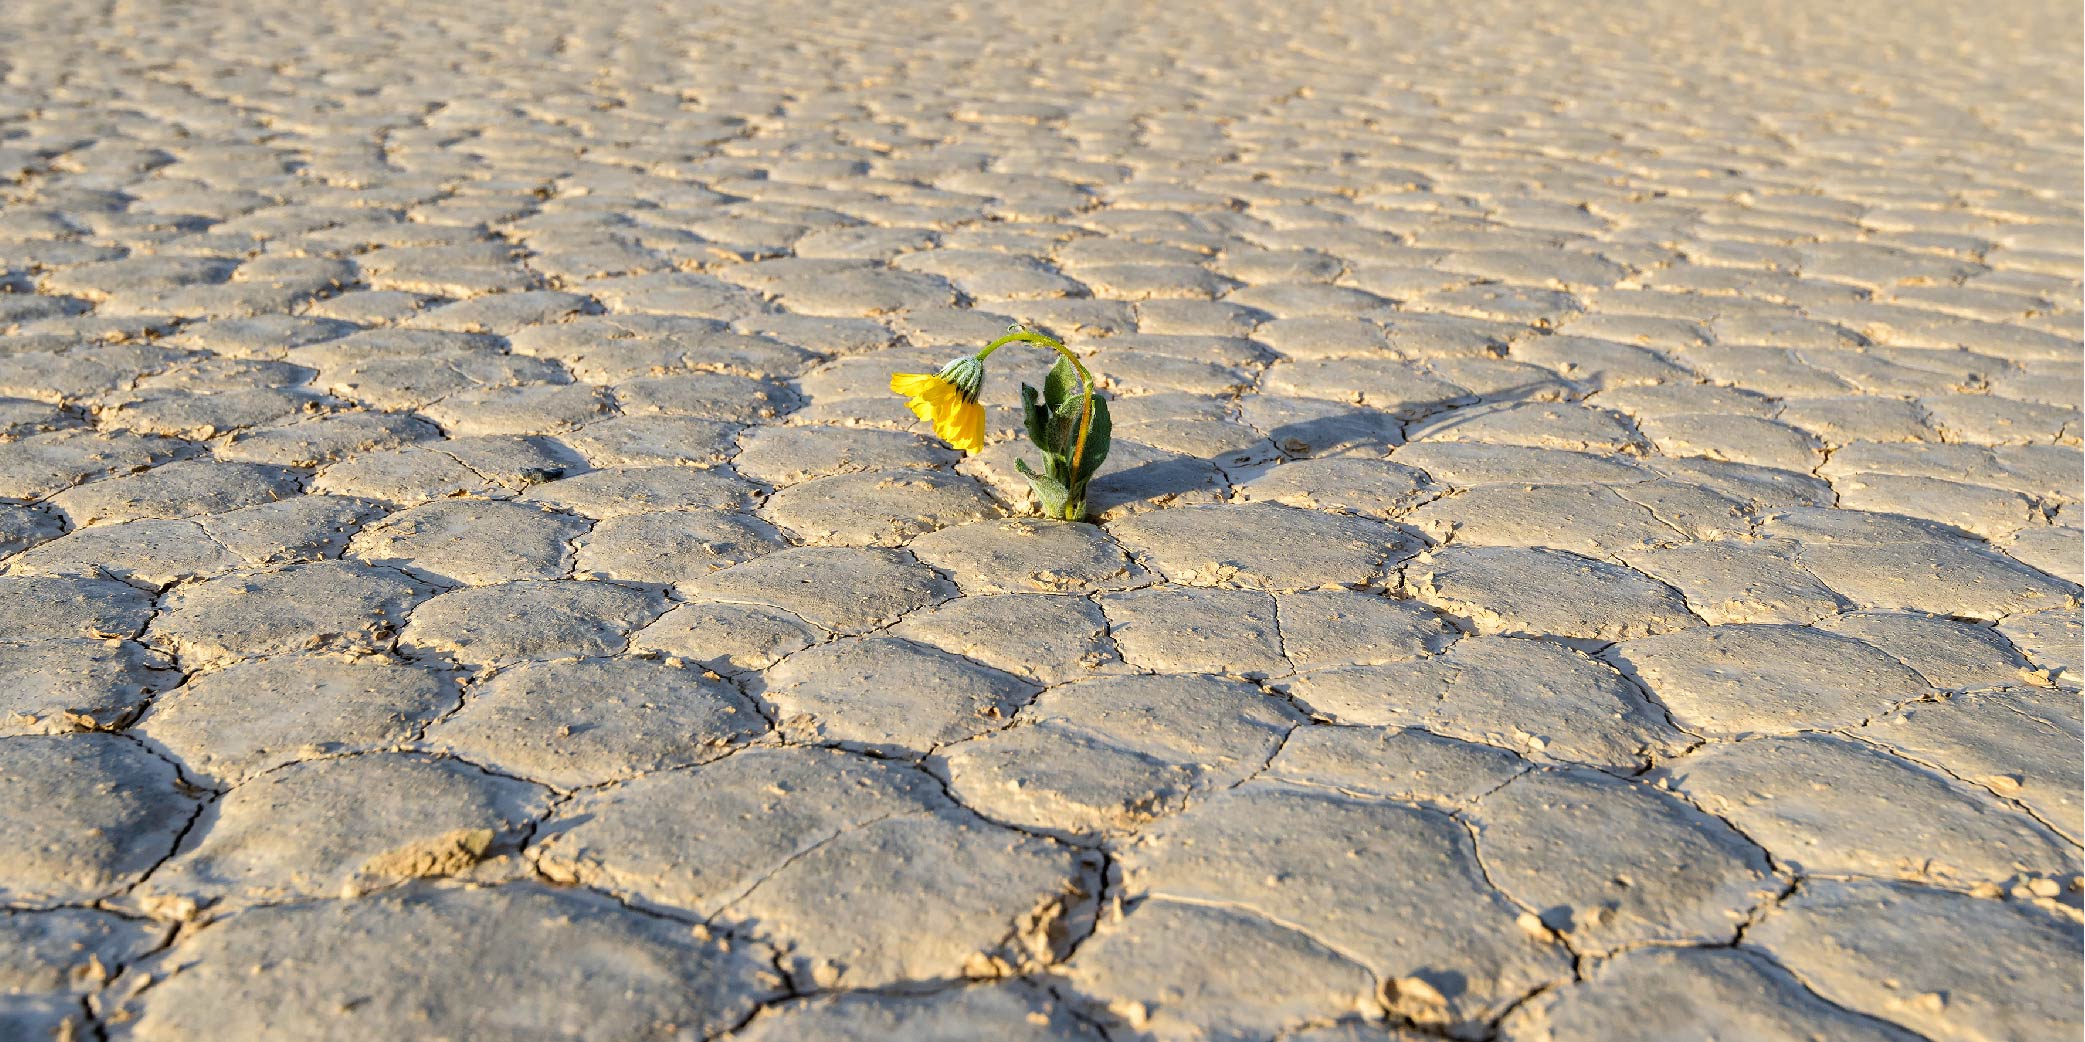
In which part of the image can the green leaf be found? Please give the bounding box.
[1019,383,1050,451]
[1047,396,1082,454]
[1015,457,1070,515]
[1042,448,1073,486]
[1073,394,1112,485]
[1043,355,1079,410]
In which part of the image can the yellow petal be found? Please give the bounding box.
[889,372,942,397]
[931,401,967,446]
[947,401,986,453]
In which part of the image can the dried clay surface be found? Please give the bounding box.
[0,0,2078,1040]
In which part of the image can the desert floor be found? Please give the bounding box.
[1,1,2080,1040]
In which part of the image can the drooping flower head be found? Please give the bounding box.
[890,354,987,452]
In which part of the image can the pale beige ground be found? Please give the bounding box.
[0,0,2080,1039]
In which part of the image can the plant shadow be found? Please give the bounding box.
[1084,381,1572,517]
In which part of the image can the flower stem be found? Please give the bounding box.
[978,328,1094,482]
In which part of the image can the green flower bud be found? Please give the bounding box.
[936,355,985,402]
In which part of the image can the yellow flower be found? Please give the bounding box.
[891,356,986,452]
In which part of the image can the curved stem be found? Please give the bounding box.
[979,330,1094,514]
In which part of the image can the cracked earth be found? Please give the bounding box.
[1,0,2081,1039]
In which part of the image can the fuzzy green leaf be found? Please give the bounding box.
[1019,383,1051,451]
[1043,355,1079,410]
[1073,394,1112,485]
[1042,448,1074,487]
[1015,457,1071,515]
[1047,395,1083,454]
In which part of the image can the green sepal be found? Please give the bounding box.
[1015,457,1071,516]
[1019,383,1051,451]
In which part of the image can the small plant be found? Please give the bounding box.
[1010,343,1110,522]
[889,324,1110,521]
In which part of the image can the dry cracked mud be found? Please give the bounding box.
[0,0,2079,1040]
